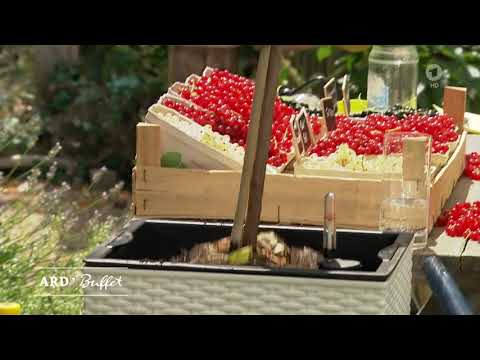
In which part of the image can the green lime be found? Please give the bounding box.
[161,152,183,168]
[228,246,253,265]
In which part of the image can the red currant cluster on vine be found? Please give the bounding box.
[166,69,323,167]
[464,152,480,180]
[309,113,458,157]
[436,201,480,241]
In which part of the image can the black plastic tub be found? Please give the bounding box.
[83,219,415,314]
[85,219,413,282]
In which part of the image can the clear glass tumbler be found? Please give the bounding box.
[379,132,432,244]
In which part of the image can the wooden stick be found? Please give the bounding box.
[231,45,282,248]
[242,46,282,247]
[230,47,271,246]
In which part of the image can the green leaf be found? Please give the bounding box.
[161,152,183,168]
[316,46,333,62]
[440,46,457,60]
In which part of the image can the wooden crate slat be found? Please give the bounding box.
[135,166,385,229]
[264,172,383,228]
[444,86,467,130]
[136,123,162,167]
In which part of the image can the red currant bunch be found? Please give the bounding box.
[399,113,457,154]
[163,99,218,129]
[310,112,458,157]
[436,201,480,241]
[465,152,480,180]
[169,68,321,168]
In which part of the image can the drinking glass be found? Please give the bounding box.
[379,132,432,246]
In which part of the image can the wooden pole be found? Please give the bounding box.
[231,45,282,248]
[231,46,270,247]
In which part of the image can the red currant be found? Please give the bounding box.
[465,152,480,180]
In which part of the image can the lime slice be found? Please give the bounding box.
[228,246,253,265]
[161,152,183,168]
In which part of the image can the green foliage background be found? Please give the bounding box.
[280,45,480,114]
[42,45,169,183]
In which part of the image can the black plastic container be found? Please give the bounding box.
[85,219,413,282]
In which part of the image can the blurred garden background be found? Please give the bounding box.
[1,44,480,314]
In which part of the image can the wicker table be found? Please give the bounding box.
[413,134,480,314]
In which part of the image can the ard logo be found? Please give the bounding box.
[40,276,72,288]
[38,273,123,291]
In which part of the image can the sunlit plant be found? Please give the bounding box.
[0,84,131,315]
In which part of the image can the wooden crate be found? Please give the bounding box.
[133,121,467,232]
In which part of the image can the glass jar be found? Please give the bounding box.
[367,46,419,112]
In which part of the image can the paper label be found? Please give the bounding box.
[290,108,315,160]
[324,78,338,112]
[321,97,337,131]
